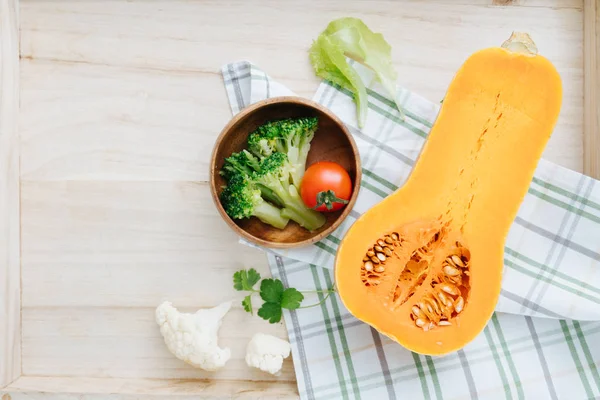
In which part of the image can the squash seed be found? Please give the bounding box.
[439,320,451,326]
[370,256,380,264]
[377,239,386,247]
[449,276,462,286]
[426,296,441,314]
[391,232,399,241]
[377,253,386,262]
[367,250,375,257]
[374,245,384,252]
[385,237,394,245]
[375,266,385,273]
[443,265,460,276]
[440,283,459,296]
[364,261,374,272]
[442,305,454,318]
[412,306,424,318]
[437,291,449,305]
[455,296,464,313]
[415,318,426,327]
[425,302,433,314]
[383,247,393,257]
[452,255,465,267]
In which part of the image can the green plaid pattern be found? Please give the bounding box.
[222,61,600,399]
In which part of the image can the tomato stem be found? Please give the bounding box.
[313,190,349,210]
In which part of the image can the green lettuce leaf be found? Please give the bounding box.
[309,34,368,127]
[309,17,404,127]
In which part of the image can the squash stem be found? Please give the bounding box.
[501,31,538,56]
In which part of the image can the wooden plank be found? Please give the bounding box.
[12,0,588,397]
[584,0,599,179]
[19,0,584,174]
[18,60,235,182]
[4,376,298,399]
[19,181,295,383]
[21,307,296,381]
[0,0,20,389]
[20,181,268,308]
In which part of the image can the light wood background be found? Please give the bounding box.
[0,0,20,390]
[2,0,596,398]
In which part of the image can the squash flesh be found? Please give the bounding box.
[335,43,562,355]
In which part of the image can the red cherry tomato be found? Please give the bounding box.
[300,161,352,212]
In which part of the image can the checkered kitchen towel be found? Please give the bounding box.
[222,61,600,399]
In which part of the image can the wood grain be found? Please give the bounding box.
[19,181,297,381]
[584,0,599,179]
[0,0,20,389]
[20,0,584,177]
[4,376,298,399]
[9,0,588,398]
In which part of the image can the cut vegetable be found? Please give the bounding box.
[334,32,562,355]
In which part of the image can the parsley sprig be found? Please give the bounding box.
[233,268,335,323]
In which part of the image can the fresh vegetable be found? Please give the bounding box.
[334,32,562,356]
[245,333,291,376]
[309,34,369,129]
[155,301,232,371]
[300,161,352,212]
[221,149,262,182]
[234,268,335,324]
[219,117,327,231]
[309,17,403,128]
[253,152,326,231]
[220,174,290,229]
[247,117,318,187]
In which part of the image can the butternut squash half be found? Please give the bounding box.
[335,33,562,355]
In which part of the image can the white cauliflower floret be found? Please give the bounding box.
[245,333,291,376]
[155,300,232,371]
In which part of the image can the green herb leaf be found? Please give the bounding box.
[281,288,304,310]
[259,278,284,303]
[242,295,253,314]
[233,268,261,291]
[246,268,261,289]
[257,302,282,323]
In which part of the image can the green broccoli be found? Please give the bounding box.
[247,117,318,187]
[220,174,289,229]
[220,149,261,181]
[253,152,326,231]
[220,149,284,208]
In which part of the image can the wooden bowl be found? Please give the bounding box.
[209,97,361,249]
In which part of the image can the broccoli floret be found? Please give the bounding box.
[220,150,261,181]
[253,152,326,232]
[220,149,284,208]
[247,117,318,187]
[220,174,289,229]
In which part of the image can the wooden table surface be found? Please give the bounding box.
[1,0,593,398]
